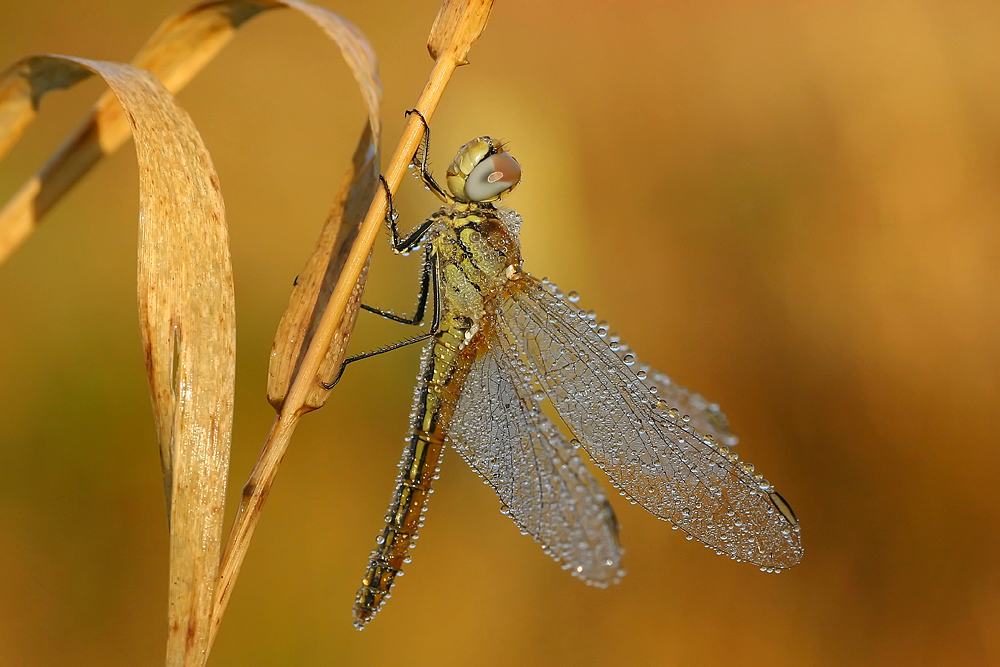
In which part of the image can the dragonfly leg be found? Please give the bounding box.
[325,257,442,390]
[404,109,452,202]
[321,332,433,390]
[361,255,431,326]
[381,174,434,253]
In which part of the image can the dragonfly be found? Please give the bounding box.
[328,111,803,629]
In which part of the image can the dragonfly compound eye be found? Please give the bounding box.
[463,153,521,202]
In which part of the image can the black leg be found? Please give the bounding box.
[379,109,453,254]
[405,109,451,202]
[429,254,441,331]
[360,255,431,326]
[321,333,434,390]
[380,174,434,254]
[322,257,441,390]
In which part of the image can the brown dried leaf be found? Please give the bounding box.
[253,5,381,410]
[267,122,378,410]
[0,0,380,266]
[0,55,234,667]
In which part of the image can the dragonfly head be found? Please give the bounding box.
[446,137,521,203]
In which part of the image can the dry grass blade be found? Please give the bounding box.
[266,123,378,411]
[258,1,382,411]
[0,54,235,667]
[0,0,380,267]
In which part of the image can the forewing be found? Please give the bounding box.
[447,340,624,586]
[496,277,802,569]
[643,369,738,448]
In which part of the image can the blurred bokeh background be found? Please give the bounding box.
[1,1,998,665]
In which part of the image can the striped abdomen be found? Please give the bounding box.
[353,322,473,628]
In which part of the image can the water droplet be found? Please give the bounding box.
[623,354,636,366]
[567,290,580,303]
[636,369,647,380]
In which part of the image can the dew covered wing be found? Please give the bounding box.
[642,368,739,449]
[495,276,803,570]
[447,337,624,586]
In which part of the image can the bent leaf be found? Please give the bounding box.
[0,0,381,415]
[0,55,234,667]
[267,122,378,410]
[0,0,380,266]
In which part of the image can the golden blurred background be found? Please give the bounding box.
[1,1,998,665]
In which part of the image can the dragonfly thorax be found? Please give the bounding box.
[446,137,521,203]
[432,207,523,330]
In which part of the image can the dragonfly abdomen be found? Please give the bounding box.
[353,426,445,628]
[353,327,476,628]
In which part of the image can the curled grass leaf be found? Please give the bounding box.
[266,122,378,411]
[256,2,382,410]
[0,0,380,267]
[0,54,235,667]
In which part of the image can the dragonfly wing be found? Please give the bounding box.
[496,276,803,569]
[642,369,738,448]
[447,340,624,586]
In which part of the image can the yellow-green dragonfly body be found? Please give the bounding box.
[345,127,802,629]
